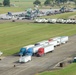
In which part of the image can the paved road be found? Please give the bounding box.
[0,35,76,75]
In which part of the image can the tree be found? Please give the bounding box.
[55,0,68,4]
[3,0,10,6]
[33,0,41,5]
[44,0,51,5]
[60,0,67,4]
[55,0,61,4]
[73,0,76,6]
[0,3,2,6]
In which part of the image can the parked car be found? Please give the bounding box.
[0,15,12,20]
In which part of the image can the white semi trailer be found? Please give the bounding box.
[49,37,61,46]
[35,40,49,46]
[48,40,58,47]
[60,36,68,44]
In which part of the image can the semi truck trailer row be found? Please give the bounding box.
[19,36,68,63]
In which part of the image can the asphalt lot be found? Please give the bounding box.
[0,35,76,75]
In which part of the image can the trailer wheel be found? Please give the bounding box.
[66,41,68,43]
[57,44,60,46]
[51,50,54,53]
[54,45,57,47]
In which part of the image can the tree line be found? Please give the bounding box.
[33,0,76,6]
[0,0,76,7]
[0,0,10,6]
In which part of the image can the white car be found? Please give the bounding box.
[17,17,26,20]
[0,15,12,20]
[34,18,43,23]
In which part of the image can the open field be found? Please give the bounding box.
[37,63,76,75]
[0,22,76,56]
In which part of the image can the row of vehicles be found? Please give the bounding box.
[19,36,69,63]
[0,13,29,20]
[0,7,73,20]
[34,18,76,24]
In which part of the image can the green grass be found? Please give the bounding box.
[0,22,76,56]
[36,63,76,75]
[0,2,34,14]
[0,0,45,14]
[41,11,76,19]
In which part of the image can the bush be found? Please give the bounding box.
[3,0,10,6]
[44,0,51,6]
[0,3,3,6]
[33,0,41,5]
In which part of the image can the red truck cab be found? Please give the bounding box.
[37,48,44,56]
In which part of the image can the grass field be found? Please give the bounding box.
[0,2,34,14]
[41,11,76,19]
[0,22,76,56]
[0,0,45,14]
[36,63,76,75]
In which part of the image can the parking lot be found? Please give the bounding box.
[0,8,75,21]
[0,35,76,75]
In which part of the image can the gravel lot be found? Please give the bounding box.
[0,35,76,75]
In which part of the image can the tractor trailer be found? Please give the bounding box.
[60,36,68,44]
[37,44,54,56]
[19,45,34,56]
[49,36,68,46]
[26,45,44,56]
